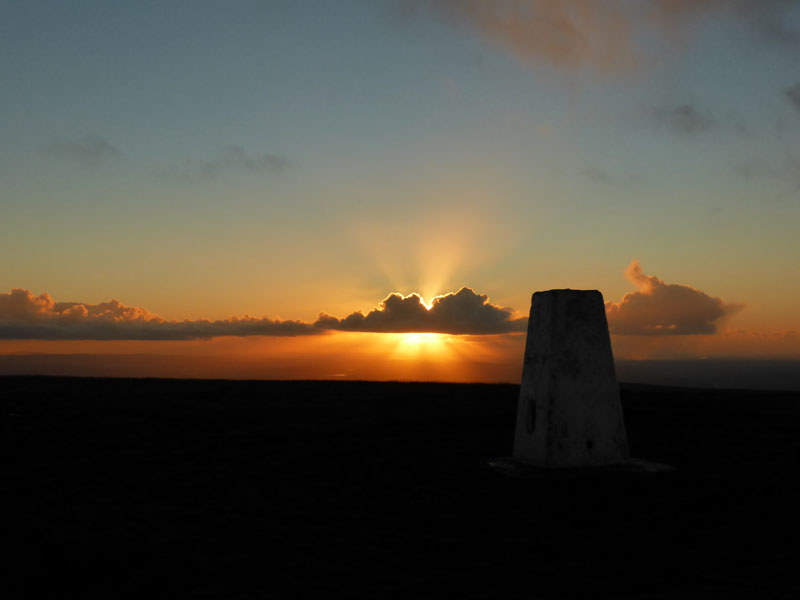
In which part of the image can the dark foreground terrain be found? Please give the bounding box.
[3,377,800,599]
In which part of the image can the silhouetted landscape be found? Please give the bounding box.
[5,376,800,598]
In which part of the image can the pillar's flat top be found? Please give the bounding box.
[531,289,602,298]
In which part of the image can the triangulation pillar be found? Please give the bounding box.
[513,289,629,467]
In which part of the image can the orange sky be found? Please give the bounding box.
[2,3,800,384]
[2,258,800,383]
[1,325,798,383]
[0,333,523,382]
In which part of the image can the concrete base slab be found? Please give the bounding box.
[486,457,674,478]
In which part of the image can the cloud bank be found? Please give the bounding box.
[0,287,524,340]
[315,287,527,334]
[1,266,741,340]
[0,289,316,341]
[606,260,743,335]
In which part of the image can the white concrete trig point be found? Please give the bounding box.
[513,289,630,468]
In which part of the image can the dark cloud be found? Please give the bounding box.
[0,289,316,341]
[649,104,716,135]
[316,287,527,335]
[605,261,743,335]
[785,83,800,113]
[407,0,799,72]
[40,136,124,163]
[161,145,290,181]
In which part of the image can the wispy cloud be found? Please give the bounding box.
[731,158,781,180]
[732,0,800,47]
[40,136,124,163]
[648,104,716,135]
[730,155,800,202]
[785,82,800,113]
[408,0,799,72]
[408,0,637,72]
[160,145,291,181]
[581,166,642,186]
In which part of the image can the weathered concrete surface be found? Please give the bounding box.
[513,289,629,467]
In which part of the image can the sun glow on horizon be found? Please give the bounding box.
[400,332,441,345]
[392,332,449,359]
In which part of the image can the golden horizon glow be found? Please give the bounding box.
[392,332,448,358]
[0,331,523,382]
[401,332,439,343]
[2,328,800,385]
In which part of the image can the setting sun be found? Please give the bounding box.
[391,332,450,359]
[401,332,440,345]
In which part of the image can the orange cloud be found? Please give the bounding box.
[606,261,743,335]
[417,0,635,71]
[0,289,57,321]
[413,0,797,71]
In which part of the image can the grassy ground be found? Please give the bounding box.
[3,377,800,598]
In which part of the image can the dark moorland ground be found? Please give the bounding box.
[3,376,800,599]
